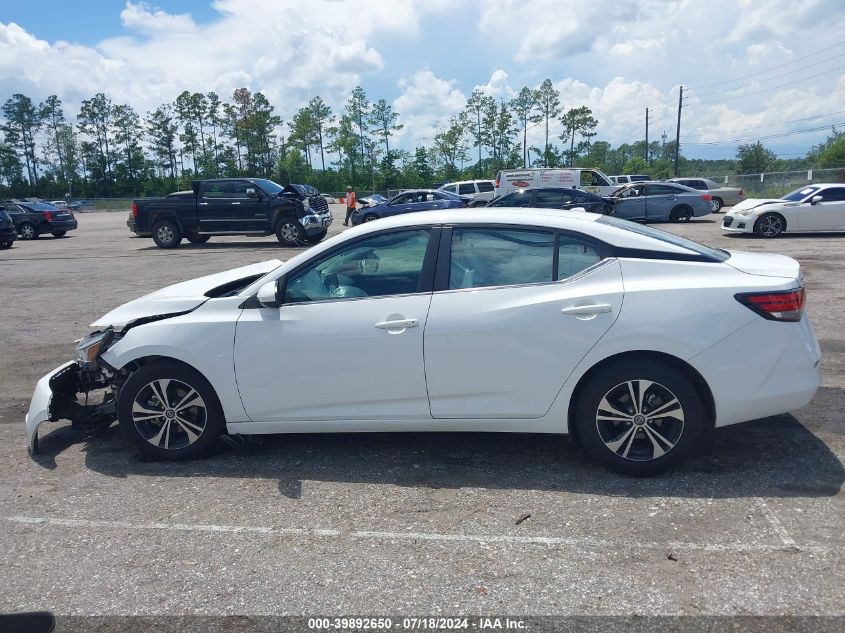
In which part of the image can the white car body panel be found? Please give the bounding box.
[723,184,845,234]
[25,361,75,452]
[26,208,822,451]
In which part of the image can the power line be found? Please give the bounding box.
[688,41,845,91]
[682,120,845,146]
[689,50,845,99]
[685,109,845,137]
[694,64,845,104]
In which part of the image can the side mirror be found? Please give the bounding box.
[811,195,823,205]
[257,275,287,308]
[246,187,259,199]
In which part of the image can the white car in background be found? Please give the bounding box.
[722,183,845,237]
[26,209,820,475]
[439,180,496,205]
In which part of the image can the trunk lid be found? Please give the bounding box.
[725,250,801,280]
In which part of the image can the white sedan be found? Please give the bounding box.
[26,209,821,475]
[722,183,845,237]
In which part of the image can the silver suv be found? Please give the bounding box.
[439,180,496,206]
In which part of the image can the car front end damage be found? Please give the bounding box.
[25,329,123,454]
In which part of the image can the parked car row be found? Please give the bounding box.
[0,199,78,245]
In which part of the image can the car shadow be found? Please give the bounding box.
[138,241,302,251]
[31,387,844,500]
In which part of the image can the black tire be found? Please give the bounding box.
[753,213,785,238]
[186,234,211,244]
[152,220,182,248]
[305,229,328,244]
[0,241,12,249]
[710,198,723,213]
[574,360,707,476]
[669,205,693,222]
[19,222,38,240]
[362,213,379,223]
[117,361,224,461]
[275,218,306,246]
[51,230,67,237]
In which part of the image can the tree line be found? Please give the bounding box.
[1,80,842,199]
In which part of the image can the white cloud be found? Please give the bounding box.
[393,70,467,147]
[120,2,197,35]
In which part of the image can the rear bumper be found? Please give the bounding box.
[690,315,821,427]
[44,219,77,233]
[0,227,17,242]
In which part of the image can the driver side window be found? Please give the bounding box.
[283,229,432,304]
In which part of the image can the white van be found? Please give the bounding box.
[494,168,616,198]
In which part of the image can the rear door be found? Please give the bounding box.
[799,186,845,231]
[424,226,622,418]
[644,183,680,220]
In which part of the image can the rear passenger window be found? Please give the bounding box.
[535,190,565,207]
[477,182,495,193]
[557,237,602,279]
[818,187,845,202]
[458,183,477,195]
[449,228,555,289]
[442,185,457,194]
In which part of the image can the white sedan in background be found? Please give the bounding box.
[26,209,820,475]
[722,183,845,237]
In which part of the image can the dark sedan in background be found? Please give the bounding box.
[609,182,713,222]
[1,200,78,239]
[0,209,17,248]
[351,189,468,225]
[485,187,613,215]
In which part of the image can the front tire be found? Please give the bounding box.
[754,213,785,238]
[186,234,211,244]
[51,230,67,237]
[0,241,12,249]
[362,213,379,223]
[669,205,693,222]
[574,360,707,476]
[19,222,38,240]
[117,361,224,460]
[152,220,182,248]
[275,219,305,246]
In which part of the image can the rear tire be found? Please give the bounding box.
[574,360,707,476]
[186,234,211,244]
[51,230,67,237]
[754,213,785,238]
[0,241,12,249]
[710,198,723,213]
[275,219,306,246]
[670,205,693,222]
[117,361,224,461]
[152,220,182,248]
[19,222,38,240]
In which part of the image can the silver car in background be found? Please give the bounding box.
[669,178,744,212]
[609,182,713,222]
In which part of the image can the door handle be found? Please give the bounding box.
[561,304,612,316]
[374,318,419,330]
[198,202,209,206]
[231,202,241,205]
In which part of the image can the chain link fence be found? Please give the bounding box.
[704,166,845,198]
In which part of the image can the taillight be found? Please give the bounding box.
[131,201,139,218]
[701,193,712,201]
[44,211,53,221]
[735,288,805,322]
[739,189,744,197]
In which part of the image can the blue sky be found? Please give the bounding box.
[2,0,845,161]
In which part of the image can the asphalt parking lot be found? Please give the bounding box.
[0,206,842,617]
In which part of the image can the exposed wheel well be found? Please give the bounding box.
[115,355,225,419]
[566,351,716,445]
[150,213,181,231]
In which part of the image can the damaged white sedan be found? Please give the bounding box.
[26,209,821,475]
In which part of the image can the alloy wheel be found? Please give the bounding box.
[759,215,783,237]
[595,380,685,462]
[280,222,300,243]
[132,378,207,450]
[20,224,35,239]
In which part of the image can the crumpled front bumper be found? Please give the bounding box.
[25,361,76,454]
[25,360,116,455]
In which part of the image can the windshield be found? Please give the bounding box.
[598,215,730,262]
[781,186,819,202]
[252,179,286,196]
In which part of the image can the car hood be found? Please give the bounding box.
[724,250,800,280]
[91,260,282,329]
[729,198,790,212]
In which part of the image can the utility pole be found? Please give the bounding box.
[645,108,653,164]
[674,85,683,176]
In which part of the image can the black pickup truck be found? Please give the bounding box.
[128,178,333,248]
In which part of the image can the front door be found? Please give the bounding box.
[199,180,269,232]
[424,227,623,419]
[798,187,845,231]
[234,228,437,422]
